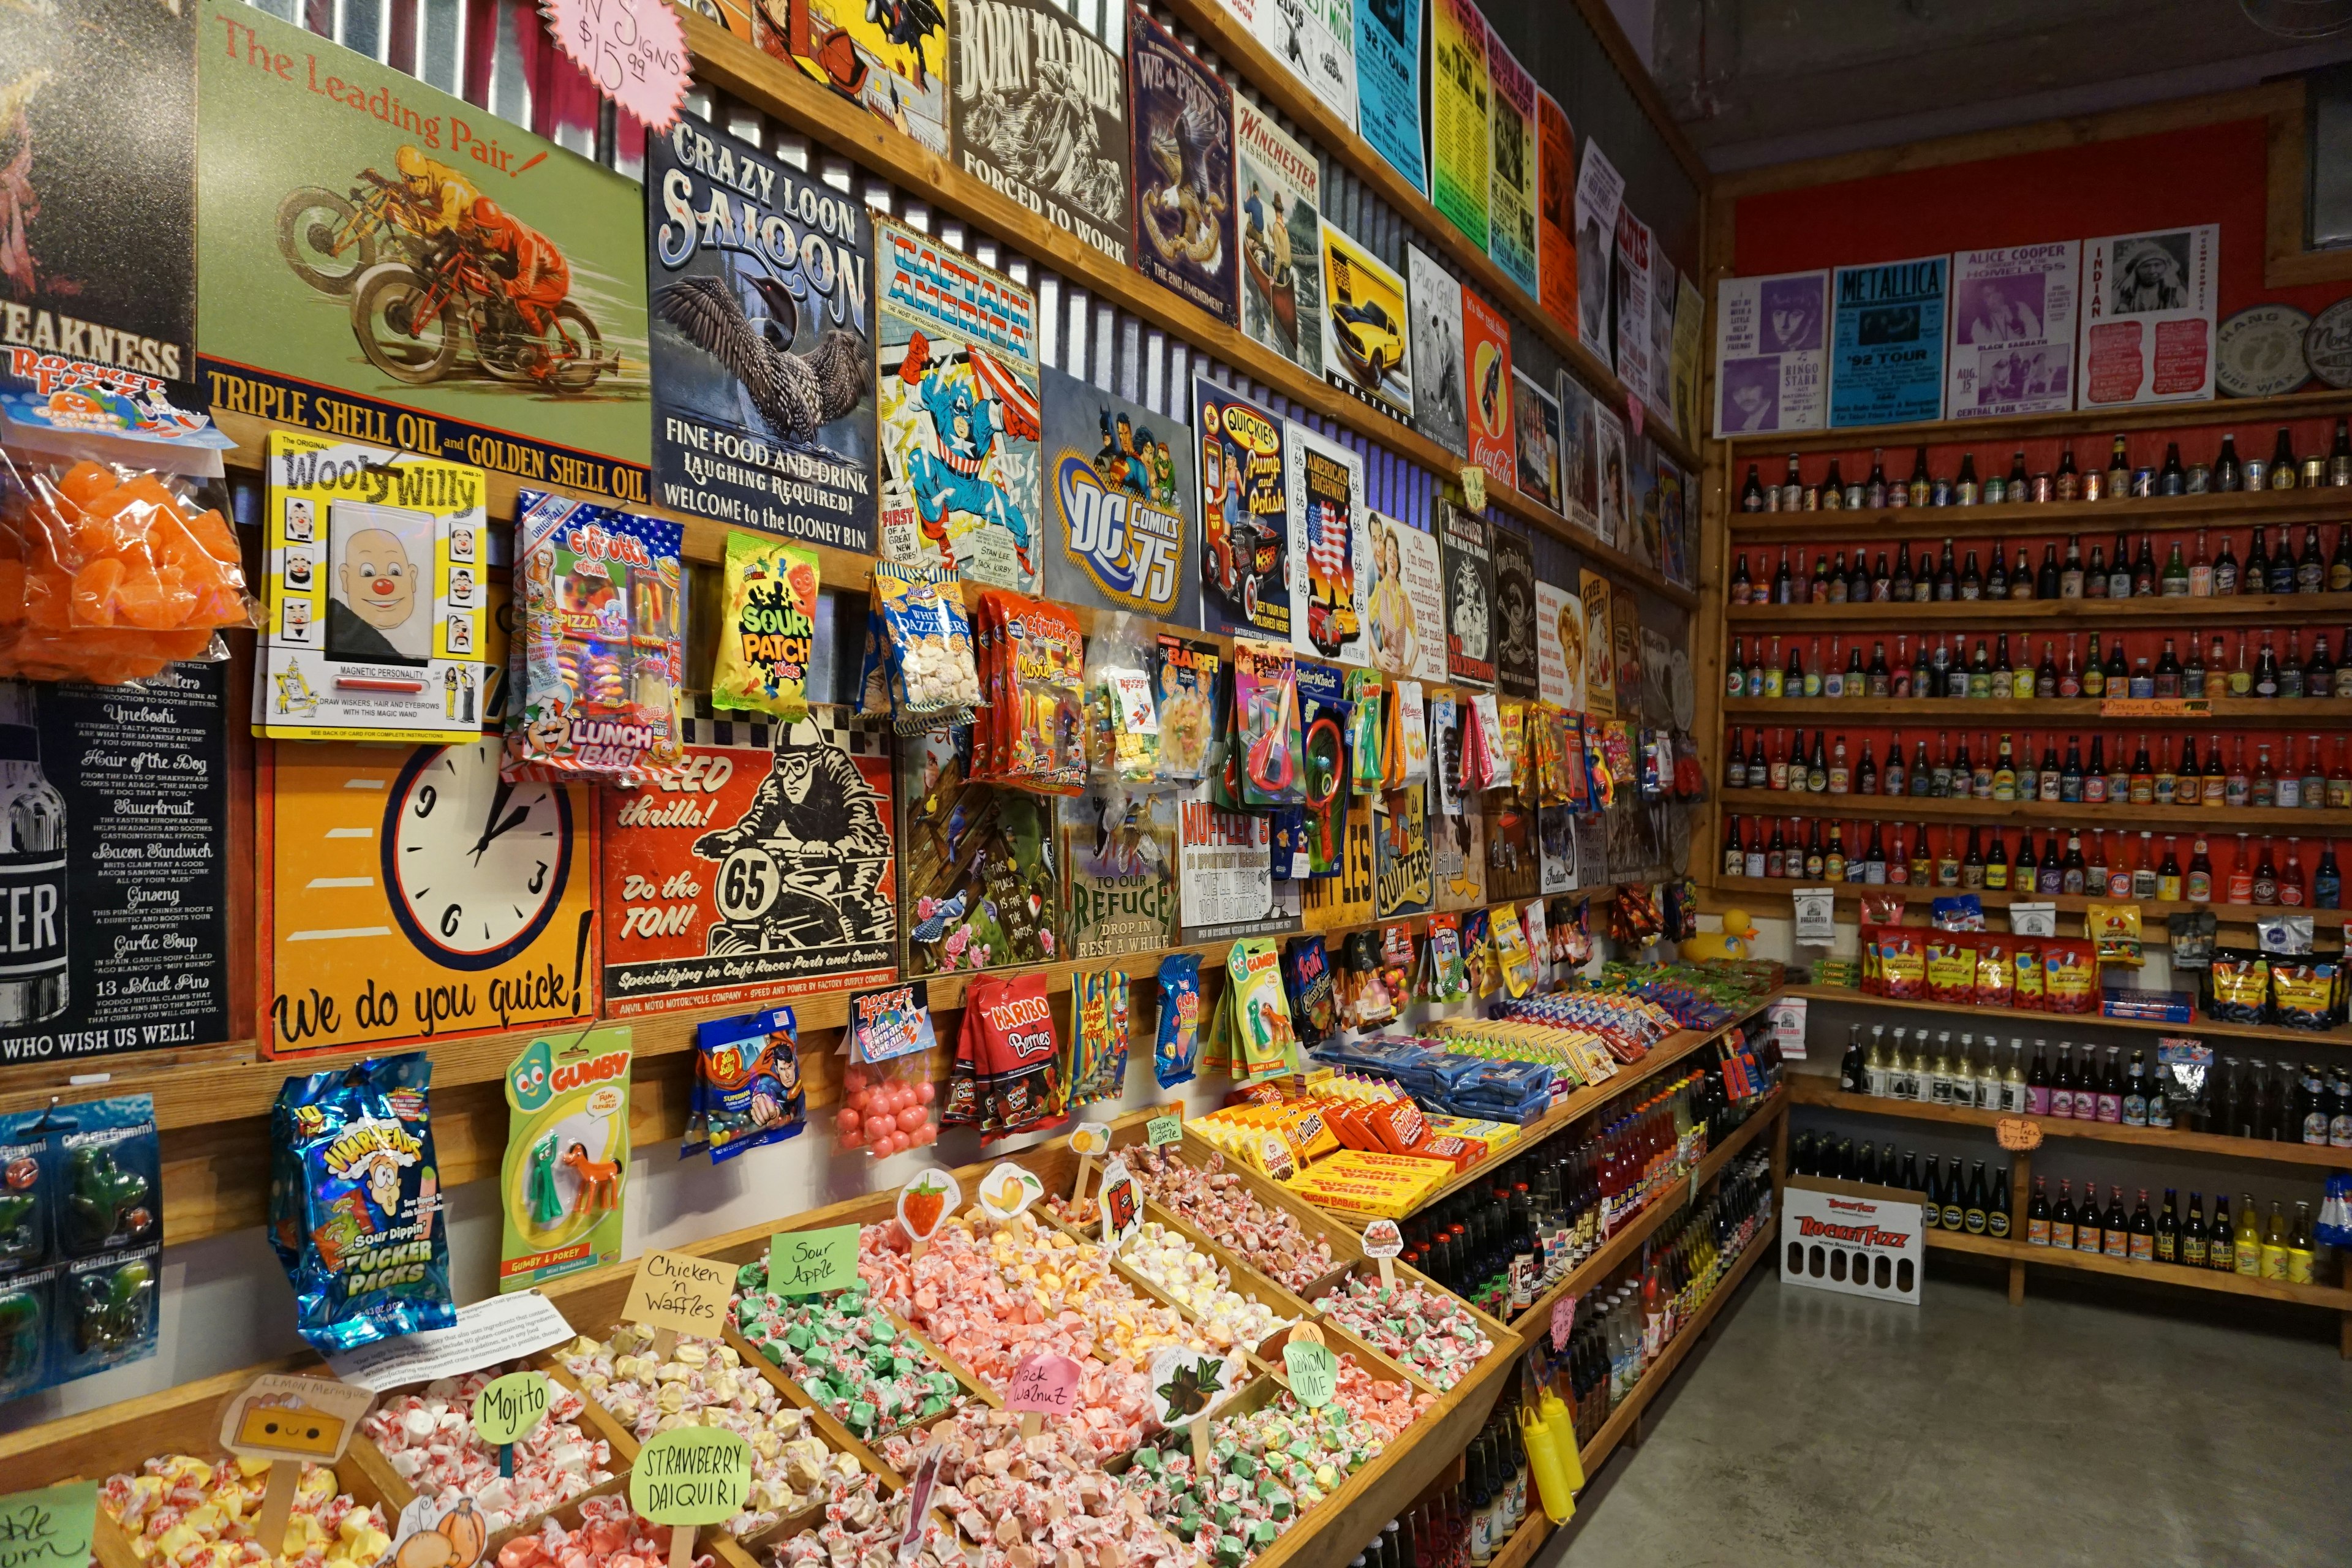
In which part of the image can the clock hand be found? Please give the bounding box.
[466,778,519,865]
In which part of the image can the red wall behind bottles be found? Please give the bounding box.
[1731,119,2344,321]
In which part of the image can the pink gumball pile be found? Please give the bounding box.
[836,1062,939,1159]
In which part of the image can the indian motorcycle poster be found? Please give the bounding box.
[1429,0,1490,250]
[0,0,195,398]
[195,0,652,491]
[603,709,896,1016]
[1462,286,1515,481]
[1286,420,1370,666]
[1196,374,1292,640]
[1365,511,1448,685]
[1040,366,1200,624]
[646,118,876,551]
[1491,526,1539,699]
[1830,252,1948,427]
[2079,225,2216,407]
[949,0,1133,267]
[1535,89,1577,340]
[1130,12,1238,326]
[1236,97,1325,379]
[1438,499,1496,687]
[1320,218,1415,422]
[1714,270,1828,435]
[259,736,598,1058]
[758,0,949,154]
[875,216,1044,595]
[1485,33,1537,300]
[1354,0,1426,195]
[1406,245,1468,458]
[1947,242,2080,419]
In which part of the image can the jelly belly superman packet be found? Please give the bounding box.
[268,1052,453,1354]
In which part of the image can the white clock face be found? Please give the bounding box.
[383,737,573,969]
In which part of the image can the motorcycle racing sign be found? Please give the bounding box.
[601,703,897,1017]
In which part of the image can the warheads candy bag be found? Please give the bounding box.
[268,1052,453,1354]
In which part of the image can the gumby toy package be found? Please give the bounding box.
[0,1096,162,1401]
[685,1007,807,1163]
[268,1052,454,1353]
[712,533,822,720]
[499,1027,632,1293]
[1226,937,1299,1080]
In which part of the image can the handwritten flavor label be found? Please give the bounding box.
[219,1374,376,1463]
[1145,1114,1184,1150]
[1282,1340,1338,1407]
[630,1427,752,1524]
[472,1370,552,1446]
[0,1480,99,1568]
[625,1251,735,1336]
[768,1225,862,1295]
[1004,1353,1084,1415]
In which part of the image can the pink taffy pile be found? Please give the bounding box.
[767,1461,961,1568]
[1118,1150,1335,1290]
[1313,1352,1433,1441]
[496,1494,712,1568]
[360,1365,612,1532]
[832,1058,938,1157]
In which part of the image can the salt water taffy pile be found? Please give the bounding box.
[562,1325,852,1532]
[767,1464,961,1568]
[1120,1223,1288,1351]
[1117,1150,1335,1291]
[100,1453,390,1568]
[495,1494,714,1568]
[1314,1276,1491,1393]
[360,1365,613,1531]
[732,1260,965,1440]
[1127,1398,1386,1568]
[983,1216,1197,1360]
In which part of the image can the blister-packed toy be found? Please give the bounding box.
[974,590,1085,792]
[686,1007,808,1163]
[1232,638,1303,807]
[510,491,684,786]
[268,1052,454,1353]
[870,559,981,733]
[1226,937,1298,1080]
[1155,635,1220,783]
[0,1095,160,1401]
[712,532,821,720]
[1084,614,1160,786]
[1155,953,1203,1088]
[843,982,942,1158]
[1,451,254,685]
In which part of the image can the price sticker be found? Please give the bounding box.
[631,1426,751,1523]
[769,1225,862,1296]
[1459,464,1486,513]
[543,0,689,129]
[1550,1294,1578,1352]
[1996,1117,2045,1152]
[1146,1114,1184,1150]
[1282,1340,1338,1408]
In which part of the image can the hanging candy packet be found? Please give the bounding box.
[1227,937,1300,1080]
[2041,938,2097,1014]
[1393,679,1430,784]
[1468,692,1511,788]
[1561,714,1591,807]
[1423,914,1469,1002]
[976,590,1087,792]
[1346,670,1386,789]
[1085,615,1161,785]
[687,1008,807,1163]
[711,533,821,720]
[1379,922,1418,1001]
[1494,907,1536,997]
[509,491,685,786]
[962,972,1062,1137]
[845,982,943,1158]
[1233,638,1304,806]
[268,1052,453,1353]
[1336,929,1397,1028]
[1461,908,1499,997]
[1155,953,1204,1088]
[0,1096,163,1400]
[2087,902,2144,965]
[873,560,981,733]
[1549,895,1593,969]
[1282,935,1338,1049]
[1155,635,1222,783]
[1069,970,1131,1108]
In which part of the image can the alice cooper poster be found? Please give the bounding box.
[601,703,896,1016]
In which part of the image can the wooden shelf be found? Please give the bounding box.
[1152,0,1700,475]
[1722,387,2352,458]
[1722,696,2352,727]
[676,12,1696,609]
[1726,483,2352,542]
[1576,1226,1771,1477]
[1716,786,2352,832]
[1483,1509,1556,1568]
[1789,1076,2352,1169]
[1706,876,2352,929]
[1783,983,2352,1052]
[1926,1226,2352,1310]
[1724,591,2352,628]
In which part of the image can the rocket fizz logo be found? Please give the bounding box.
[952,0,1131,263]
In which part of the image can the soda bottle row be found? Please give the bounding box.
[1720,815,2346,908]
[1725,727,2352,807]
[1733,524,2352,605]
[1736,423,2352,513]
[1727,630,2352,703]
[1343,1416,1531,1568]
[1790,1133,2013,1239]
[2026,1180,2332,1285]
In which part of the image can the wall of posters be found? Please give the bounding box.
[1947,243,2081,418]
[0,0,195,396]
[1061,791,1180,959]
[1510,369,1561,514]
[1491,528,1539,699]
[1355,0,1427,195]
[196,0,652,484]
[0,671,227,1065]
[1572,139,1624,354]
[1714,270,1828,435]
[1286,421,1371,665]
[1236,99,1325,379]
[1320,219,1415,421]
[1462,288,1515,481]
[646,119,875,551]
[1534,90,1578,341]
[1534,580,1583,709]
[1578,570,1615,717]
[1831,254,1948,427]
[1485,36,1539,300]
[1257,0,1357,127]
[2079,225,2217,407]
[1365,512,1449,684]
[1196,375,1292,639]
[1039,368,1198,626]
[1406,247,1469,458]
[1131,13,1240,326]
[759,0,949,153]
[875,217,1042,595]
[950,0,1133,266]
[602,710,895,1016]
[1611,211,1654,409]
[1670,273,1706,440]
[1429,0,1491,249]
[1593,402,1628,549]
[1438,500,1496,687]
[260,737,598,1057]
[1556,374,1599,531]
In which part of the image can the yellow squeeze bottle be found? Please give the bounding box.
[1520,1401,1575,1525]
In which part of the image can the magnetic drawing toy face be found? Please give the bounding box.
[341,527,420,631]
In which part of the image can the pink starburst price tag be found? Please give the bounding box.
[541,0,688,130]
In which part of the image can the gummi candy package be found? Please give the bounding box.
[872,560,981,734]
[1084,614,1161,786]
[958,971,1061,1139]
[1068,969,1131,1109]
[711,533,821,721]
[268,1054,453,1354]
[0,1095,162,1400]
[974,590,1086,793]
[1154,953,1203,1088]
[843,982,943,1158]
[1,451,255,685]
[509,491,685,786]
[1281,934,1338,1049]
[1336,929,1396,1030]
[684,1006,807,1163]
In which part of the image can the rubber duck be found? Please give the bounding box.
[1681,907,1759,963]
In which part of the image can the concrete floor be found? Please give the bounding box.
[1538,1270,2352,1567]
